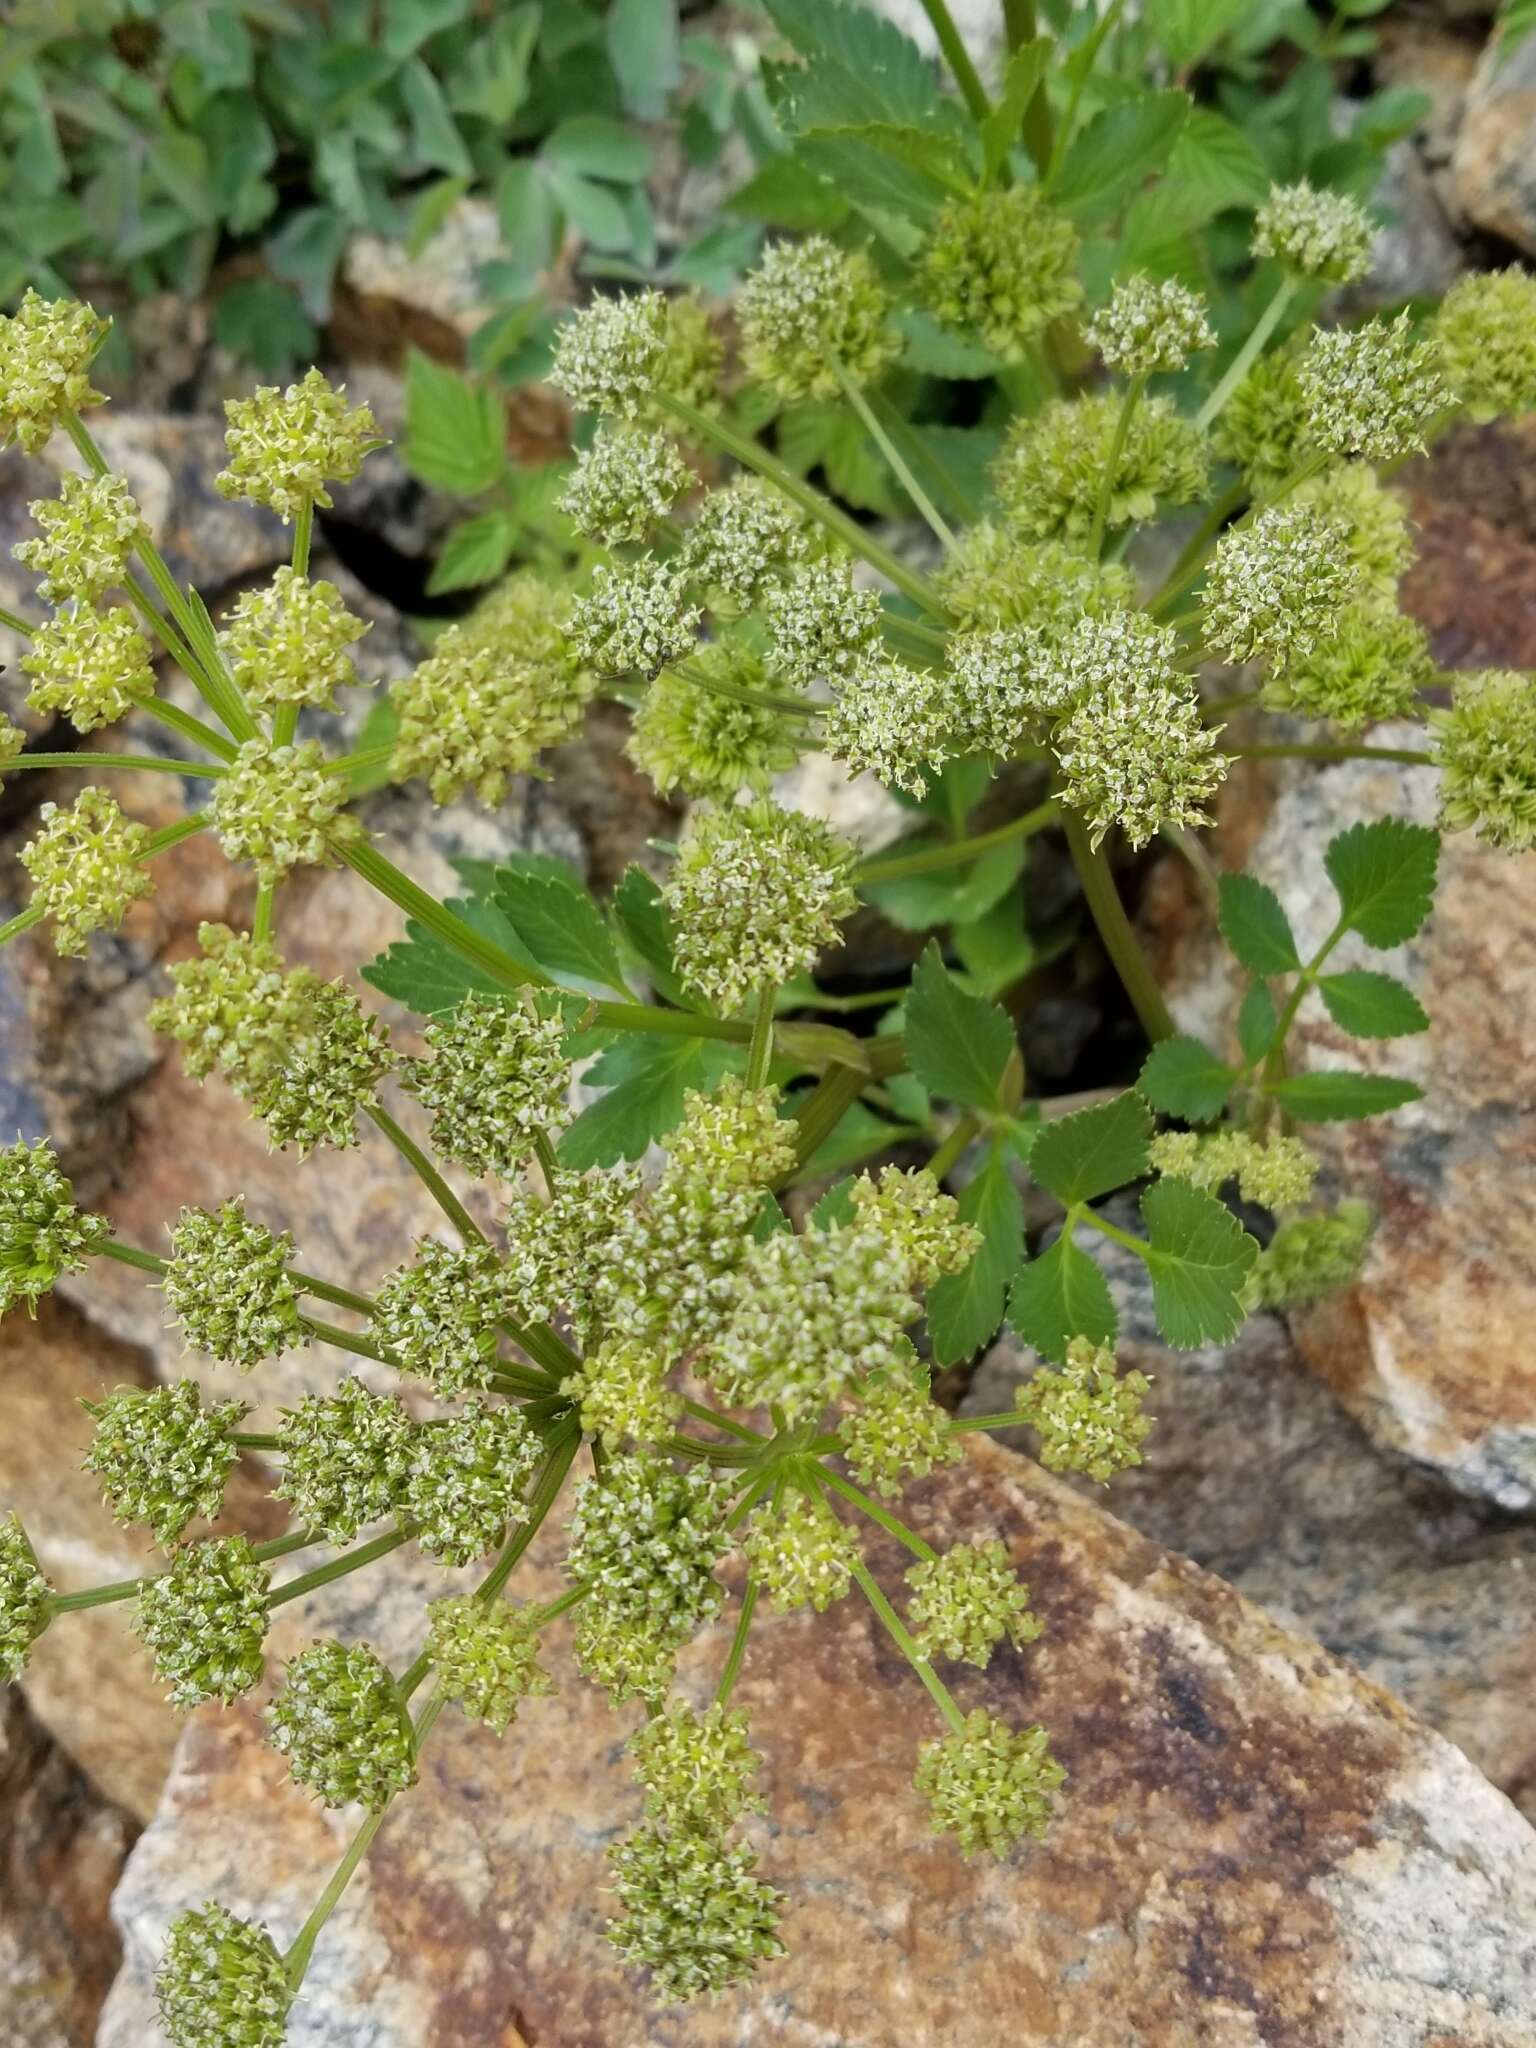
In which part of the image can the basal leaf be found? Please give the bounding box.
[1324,818,1440,947]
[926,1147,1024,1365]
[1052,89,1190,227]
[1006,1232,1118,1366]
[363,893,534,1016]
[1317,969,1430,1039]
[401,348,505,496]
[1264,1070,1423,1122]
[559,1034,740,1168]
[1137,1035,1235,1123]
[493,864,632,997]
[1028,1091,1152,1207]
[1139,1177,1257,1349]
[1218,871,1301,974]
[904,943,1016,1112]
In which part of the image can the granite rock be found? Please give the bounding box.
[1453,32,1536,253]
[101,1438,1536,2048]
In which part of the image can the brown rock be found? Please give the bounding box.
[102,1441,1536,2046]
[0,1687,136,2048]
[1453,33,1536,253]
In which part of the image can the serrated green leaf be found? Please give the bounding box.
[1317,969,1429,1039]
[897,307,1002,379]
[1236,981,1279,1065]
[981,38,1048,184]
[764,0,961,138]
[1007,1232,1117,1366]
[793,132,950,225]
[401,349,505,496]
[1264,1070,1423,1121]
[363,894,534,1015]
[1145,0,1248,68]
[1139,1178,1256,1349]
[426,510,516,595]
[927,1148,1024,1365]
[1052,89,1190,227]
[612,866,692,1009]
[864,838,1025,935]
[560,1035,740,1168]
[493,865,631,997]
[728,153,851,232]
[810,1177,859,1230]
[1165,107,1271,211]
[1218,871,1302,974]
[1137,1036,1234,1122]
[1324,818,1440,948]
[905,943,1016,1112]
[1029,1091,1151,1207]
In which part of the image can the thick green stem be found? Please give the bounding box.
[366,1100,485,1246]
[51,1528,318,1613]
[715,1578,761,1708]
[917,0,992,122]
[830,355,957,552]
[1060,804,1175,1044]
[1149,481,1248,616]
[283,1809,387,1988]
[476,1427,582,1605]
[269,1525,414,1609]
[784,1062,870,1174]
[0,906,45,949]
[926,1111,982,1182]
[856,799,1058,883]
[671,656,814,721]
[138,695,240,762]
[681,1398,762,1445]
[1196,277,1301,433]
[654,393,949,619]
[0,603,35,638]
[1088,373,1147,558]
[816,1466,937,1562]
[848,1554,967,1736]
[1231,741,1435,767]
[335,836,546,992]
[745,985,777,1091]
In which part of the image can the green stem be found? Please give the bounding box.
[1087,373,1147,558]
[784,1062,869,1174]
[856,799,1058,883]
[1196,277,1301,433]
[948,1408,1032,1434]
[476,1427,582,1605]
[269,1525,414,1609]
[366,1100,486,1246]
[1074,1204,1149,1259]
[1259,913,1348,1089]
[291,496,314,579]
[0,751,226,778]
[0,603,35,638]
[1148,481,1248,616]
[681,1398,762,1445]
[251,882,276,944]
[121,581,220,719]
[0,906,45,949]
[745,985,777,1091]
[654,393,949,619]
[848,1554,966,1736]
[138,695,240,762]
[283,1809,387,1988]
[531,1127,561,1193]
[51,1528,318,1613]
[917,0,992,123]
[335,836,547,992]
[816,1466,937,1562]
[1231,742,1435,767]
[926,1111,982,1182]
[715,1578,761,1708]
[300,1316,402,1368]
[830,355,957,552]
[671,656,814,721]
[1059,804,1175,1043]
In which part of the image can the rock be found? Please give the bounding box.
[1375,16,1479,166]
[965,1230,1536,1823]
[342,200,503,348]
[0,1687,136,2048]
[1350,140,1465,306]
[1454,32,1536,254]
[102,1437,1536,2046]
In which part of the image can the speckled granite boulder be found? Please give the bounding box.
[99,1439,1536,2047]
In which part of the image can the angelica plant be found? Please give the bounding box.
[3,3,1536,2039]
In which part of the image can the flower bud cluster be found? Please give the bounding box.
[562,1337,681,1451]
[1291,464,1413,597]
[1148,1128,1318,1211]
[135,1534,271,1709]
[164,1199,307,1369]
[155,1902,292,2048]
[606,1822,784,2003]
[743,1489,861,1611]
[1086,275,1214,378]
[0,716,22,768]
[943,627,1039,756]
[919,187,1082,358]
[16,472,146,601]
[1298,313,1444,462]
[629,1701,763,1833]
[267,1638,416,1809]
[1431,268,1536,422]
[823,654,958,798]
[219,568,369,710]
[665,800,857,1013]
[995,392,1208,542]
[0,1515,51,1684]
[680,477,812,602]
[84,1381,246,1545]
[1252,181,1373,283]
[1211,349,1315,494]
[763,555,883,687]
[550,290,669,418]
[558,424,693,545]
[1265,605,1433,732]
[21,603,156,733]
[1054,668,1226,849]
[906,1540,1040,1668]
[628,649,801,800]
[211,736,355,886]
[571,557,699,679]
[501,1167,644,1341]
[402,992,570,1178]
[738,237,898,401]
[1031,609,1182,722]
[1,1136,110,1317]
[935,524,1135,631]
[1014,1337,1151,1483]
[0,290,109,451]
[273,1377,413,1542]
[849,1168,980,1292]
[427,1593,554,1735]
[1202,506,1356,668]
[913,1710,1064,1859]
[372,1238,510,1396]
[403,1401,540,1566]
[1241,1199,1373,1310]
[838,1358,961,1500]
[21,788,152,954]
[217,368,379,521]
[1433,668,1536,853]
[257,974,393,1154]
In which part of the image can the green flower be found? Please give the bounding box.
[16,472,146,601]
[267,1639,416,1809]
[501,1167,645,1341]
[906,1541,1041,1668]
[135,1535,270,1709]
[943,627,1039,757]
[1028,608,1182,721]
[1054,673,1226,849]
[1431,267,1536,421]
[664,1076,797,1188]
[1298,313,1445,462]
[21,602,156,733]
[823,655,958,799]
[211,736,355,886]
[0,716,23,770]
[934,524,1135,631]
[629,1701,763,1832]
[401,991,570,1178]
[1211,348,1317,495]
[1290,463,1415,598]
[156,1903,292,2048]
[0,289,109,453]
[403,1400,542,1566]
[273,1376,413,1542]
[1433,667,1536,853]
[709,1226,916,1422]
[1267,604,1434,732]
[1086,275,1214,378]
[217,368,380,522]
[995,392,1208,542]
[21,788,152,955]
[0,1514,52,1684]
[850,1167,982,1291]
[1,1136,110,1318]
[372,1239,510,1396]
[549,290,669,418]
[763,555,883,689]
[246,975,393,1155]
[680,477,813,601]
[562,1337,681,1452]
[1202,506,1357,669]
[84,1382,246,1545]
[919,186,1082,358]
[1149,1128,1317,1211]
[607,1823,784,2003]
[558,424,693,544]
[1252,180,1373,284]
[737,236,898,402]
[427,1593,554,1735]
[164,1199,307,1369]
[913,1710,1064,1859]
[1014,1337,1152,1483]
[1241,1199,1372,1310]
[743,1489,861,1612]
[629,650,802,800]
[147,923,292,1087]
[648,291,724,418]
[838,1357,961,1500]
[571,557,699,679]
[665,800,857,1013]
[219,568,369,711]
